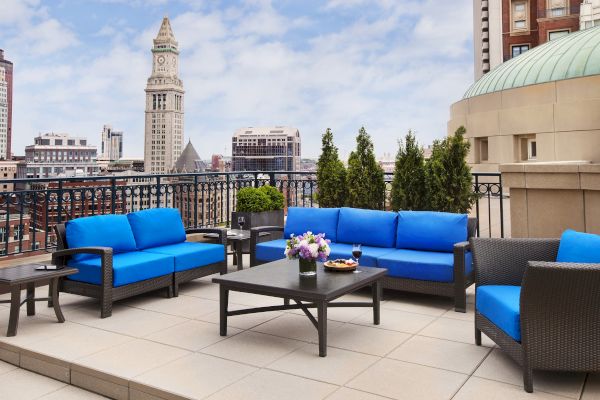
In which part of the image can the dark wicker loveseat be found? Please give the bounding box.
[250,207,477,312]
[471,237,600,392]
[52,208,227,318]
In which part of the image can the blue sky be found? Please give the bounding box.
[1,0,474,159]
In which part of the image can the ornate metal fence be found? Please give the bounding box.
[0,171,504,258]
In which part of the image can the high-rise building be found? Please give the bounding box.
[0,50,13,160]
[100,124,123,162]
[473,0,581,80]
[231,127,301,172]
[144,17,185,174]
[18,133,100,178]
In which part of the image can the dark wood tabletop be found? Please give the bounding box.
[213,259,386,301]
[0,264,78,286]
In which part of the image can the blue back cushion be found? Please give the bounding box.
[127,208,186,250]
[284,207,339,242]
[336,208,397,248]
[396,211,468,252]
[66,214,137,261]
[557,229,600,263]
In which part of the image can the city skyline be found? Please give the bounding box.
[2,0,473,160]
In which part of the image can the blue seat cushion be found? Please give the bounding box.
[476,285,521,341]
[127,208,187,250]
[256,239,287,262]
[143,242,225,272]
[336,208,397,248]
[284,207,340,242]
[66,214,137,262]
[328,243,395,267]
[396,211,468,252]
[557,229,600,263]
[67,251,174,287]
[377,249,472,282]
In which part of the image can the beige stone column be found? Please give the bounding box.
[500,163,600,238]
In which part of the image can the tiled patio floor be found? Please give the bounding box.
[0,255,597,400]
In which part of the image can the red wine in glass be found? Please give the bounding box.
[352,244,362,264]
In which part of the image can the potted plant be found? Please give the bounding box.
[285,231,331,276]
[232,185,285,237]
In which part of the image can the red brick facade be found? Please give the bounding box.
[502,0,580,61]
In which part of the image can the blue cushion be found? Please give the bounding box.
[377,249,473,282]
[328,243,395,267]
[396,211,468,252]
[256,239,288,262]
[557,229,600,263]
[127,208,187,250]
[143,242,225,272]
[284,207,339,242]
[67,251,174,287]
[476,285,521,341]
[336,208,397,248]
[66,214,137,262]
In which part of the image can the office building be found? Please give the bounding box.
[18,133,100,178]
[0,50,12,160]
[100,124,123,161]
[580,0,600,29]
[231,127,301,172]
[144,17,185,174]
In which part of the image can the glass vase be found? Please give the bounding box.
[299,258,317,276]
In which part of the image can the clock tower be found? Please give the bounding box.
[144,16,184,174]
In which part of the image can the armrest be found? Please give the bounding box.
[185,228,227,245]
[52,246,113,260]
[453,241,471,278]
[521,261,600,364]
[470,238,559,286]
[250,226,284,267]
[51,247,113,289]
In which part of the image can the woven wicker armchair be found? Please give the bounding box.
[471,237,600,392]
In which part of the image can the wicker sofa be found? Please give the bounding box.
[250,207,476,312]
[52,208,227,318]
[471,232,600,392]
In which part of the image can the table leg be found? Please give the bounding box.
[236,242,243,270]
[26,283,35,316]
[50,278,65,323]
[372,280,381,325]
[7,286,21,337]
[219,286,229,336]
[317,301,327,357]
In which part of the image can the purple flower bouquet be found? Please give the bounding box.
[284,231,331,276]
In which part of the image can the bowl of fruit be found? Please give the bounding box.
[323,258,358,272]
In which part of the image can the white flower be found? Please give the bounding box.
[324,246,331,256]
[309,243,319,258]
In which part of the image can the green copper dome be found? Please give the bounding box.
[464,26,600,98]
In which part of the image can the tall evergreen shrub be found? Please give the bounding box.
[346,127,385,209]
[316,128,347,208]
[391,130,428,211]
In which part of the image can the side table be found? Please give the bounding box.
[205,229,269,270]
[0,264,77,336]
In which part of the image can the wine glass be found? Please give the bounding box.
[352,244,362,265]
[237,216,246,230]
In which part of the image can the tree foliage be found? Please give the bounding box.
[425,126,476,213]
[391,130,428,211]
[346,127,385,209]
[316,128,347,208]
[258,185,285,211]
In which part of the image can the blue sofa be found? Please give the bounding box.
[250,207,476,311]
[52,208,226,318]
[471,231,600,392]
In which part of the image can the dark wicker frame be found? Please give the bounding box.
[52,224,227,318]
[249,218,477,312]
[471,237,600,392]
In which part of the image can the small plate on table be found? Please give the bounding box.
[324,259,358,272]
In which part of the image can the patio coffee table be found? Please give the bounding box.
[213,259,386,357]
[0,264,77,337]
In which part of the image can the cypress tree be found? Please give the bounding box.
[316,128,347,208]
[425,126,476,213]
[346,127,385,209]
[391,130,428,211]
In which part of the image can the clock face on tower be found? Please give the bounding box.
[157,55,165,65]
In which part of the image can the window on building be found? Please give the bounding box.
[518,135,537,161]
[549,30,570,40]
[13,224,22,241]
[513,1,528,30]
[512,44,530,58]
[548,0,567,16]
[528,139,537,160]
[480,138,489,162]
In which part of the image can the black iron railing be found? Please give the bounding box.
[0,171,505,257]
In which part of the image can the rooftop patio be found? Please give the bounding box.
[0,253,597,400]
